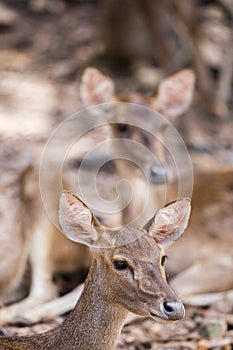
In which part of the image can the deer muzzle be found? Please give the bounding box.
[161,300,185,321]
[149,165,170,184]
[149,299,185,322]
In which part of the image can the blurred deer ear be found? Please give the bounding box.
[144,198,191,247]
[59,191,103,247]
[152,69,195,121]
[80,67,116,107]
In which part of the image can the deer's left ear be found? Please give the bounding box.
[144,198,191,247]
[80,67,116,107]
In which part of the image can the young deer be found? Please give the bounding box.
[0,193,190,350]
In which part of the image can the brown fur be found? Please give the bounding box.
[0,195,189,350]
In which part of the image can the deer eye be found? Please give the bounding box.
[113,260,128,270]
[116,123,129,134]
[161,255,168,266]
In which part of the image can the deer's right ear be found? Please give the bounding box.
[80,67,116,107]
[59,191,102,247]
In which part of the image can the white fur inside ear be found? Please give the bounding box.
[59,193,98,246]
[153,70,195,120]
[149,199,191,246]
[157,208,176,226]
[69,200,92,226]
[80,67,116,107]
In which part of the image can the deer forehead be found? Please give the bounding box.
[102,232,163,263]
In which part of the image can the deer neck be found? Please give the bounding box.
[57,259,129,350]
[0,261,128,350]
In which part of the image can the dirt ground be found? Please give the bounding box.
[0,1,233,349]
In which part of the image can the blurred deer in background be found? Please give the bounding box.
[0,146,91,325]
[168,167,233,304]
[80,67,195,227]
[0,194,190,350]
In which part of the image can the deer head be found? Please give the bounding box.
[80,67,195,185]
[59,192,191,322]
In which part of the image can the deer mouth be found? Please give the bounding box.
[150,312,180,324]
[150,312,170,324]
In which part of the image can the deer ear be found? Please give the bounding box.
[59,191,102,247]
[152,69,195,121]
[80,67,116,107]
[144,198,191,247]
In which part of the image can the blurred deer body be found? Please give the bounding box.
[0,166,30,305]
[0,149,91,324]
[168,167,233,300]
[0,194,190,350]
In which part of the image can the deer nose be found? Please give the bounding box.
[161,301,185,320]
[149,166,169,184]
